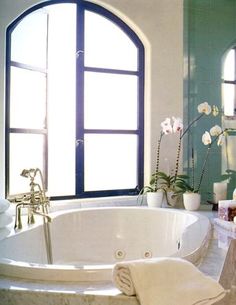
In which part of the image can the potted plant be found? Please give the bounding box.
[139,101,220,210]
[153,171,190,207]
[139,116,184,207]
[182,124,236,210]
[139,183,164,208]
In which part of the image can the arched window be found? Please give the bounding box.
[5,1,144,199]
[222,47,236,117]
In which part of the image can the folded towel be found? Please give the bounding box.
[113,257,226,305]
[0,211,13,228]
[0,226,11,240]
[0,199,10,213]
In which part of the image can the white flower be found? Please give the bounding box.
[161,118,172,134]
[210,125,222,136]
[217,134,224,146]
[197,102,212,115]
[172,117,183,133]
[202,131,212,145]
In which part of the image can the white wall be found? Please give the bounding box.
[0,0,183,197]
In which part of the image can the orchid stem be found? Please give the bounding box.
[181,113,204,139]
[174,133,182,181]
[196,146,211,192]
[154,132,163,191]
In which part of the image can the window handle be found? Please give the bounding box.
[76,139,84,147]
[76,50,84,59]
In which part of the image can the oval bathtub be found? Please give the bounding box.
[0,207,211,282]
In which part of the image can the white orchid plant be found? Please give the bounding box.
[141,101,221,200]
[196,124,236,193]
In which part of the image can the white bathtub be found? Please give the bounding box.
[0,207,211,282]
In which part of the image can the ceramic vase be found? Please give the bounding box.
[183,192,201,211]
[146,191,164,208]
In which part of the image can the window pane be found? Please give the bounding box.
[10,66,46,129]
[223,49,235,81]
[9,134,45,194]
[84,11,138,70]
[11,9,47,69]
[84,134,138,191]
[84,72,138,130]
[222,83,235,116]
[47,3,76,197]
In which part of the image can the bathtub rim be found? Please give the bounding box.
[0,206,211,282]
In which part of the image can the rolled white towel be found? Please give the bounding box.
[113,257,226,305]
[0,226,11,240]
[0,199,10,213]
[0,211,13,228]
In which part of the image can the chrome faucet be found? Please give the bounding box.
[8,168,51,230]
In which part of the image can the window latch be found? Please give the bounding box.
[76,50,84,59]
[76,139,84,147]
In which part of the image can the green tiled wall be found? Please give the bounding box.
[184,0,236,202]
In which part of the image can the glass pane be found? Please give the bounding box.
[11,9,47,68]
[222,83,235,116]
[47,3,76,196]
[223,49,235,81]
[9,134,44,195]
[10,66,46,129]
[84,72,138,129]
[84,134,138,191]
[84,11,138,70]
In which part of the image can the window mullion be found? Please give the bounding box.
[76,3,85,196]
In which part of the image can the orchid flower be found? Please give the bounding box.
[202,131,212,145]
[161,118,172,134]
[172,117,183,133]
[197,101,212,115]
[217,134,224,146]
[210,125,222,137]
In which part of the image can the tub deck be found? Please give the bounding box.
[0,209,235,305]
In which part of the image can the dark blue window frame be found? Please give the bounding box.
[5,0,145,200]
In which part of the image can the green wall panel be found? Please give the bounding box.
[184,0,236,202]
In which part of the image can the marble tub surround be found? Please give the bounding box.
[214,218,236,233]
[0,209,234,305]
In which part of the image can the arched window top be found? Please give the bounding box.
[222,46,236,117]
[5,1,144,199]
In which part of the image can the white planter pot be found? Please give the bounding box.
[147,191,164,208]
[183,193,201,211]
